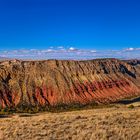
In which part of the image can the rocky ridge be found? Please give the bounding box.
[0,58,140,108]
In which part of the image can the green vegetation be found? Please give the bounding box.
[0,102,115,114]
[128,104,135,109]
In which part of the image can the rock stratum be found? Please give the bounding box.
[0,59,140,108]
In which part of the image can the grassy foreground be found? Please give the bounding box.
[0,104,140,140]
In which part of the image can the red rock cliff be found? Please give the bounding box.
[0,59,140,108]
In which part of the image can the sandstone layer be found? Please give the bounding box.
[0,59,140,108]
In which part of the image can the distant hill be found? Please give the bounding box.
[0,58,140,110]
[0,56,8,60]
[0,56,13,61]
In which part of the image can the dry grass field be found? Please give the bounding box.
[0,103,140,140]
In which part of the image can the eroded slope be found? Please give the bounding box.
[0,59,140,108]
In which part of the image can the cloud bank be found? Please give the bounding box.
[0,47,140,60]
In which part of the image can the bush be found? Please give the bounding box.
[128,104,134,109]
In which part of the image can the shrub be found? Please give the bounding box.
[128,104,134,109]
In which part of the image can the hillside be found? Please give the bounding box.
[0,59,140,109]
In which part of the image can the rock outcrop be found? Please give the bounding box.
[0,59,140,108]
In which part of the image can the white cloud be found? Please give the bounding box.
[68,47,77,51]
[42,49,54,53]
[90,50,97,53]
[124,47,140,51]
[57,46,64,49]
[0,47,140,60]
[125,47,135,51]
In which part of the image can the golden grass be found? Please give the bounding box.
[0,105,140,140]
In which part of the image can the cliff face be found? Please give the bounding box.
[0,59,140,108]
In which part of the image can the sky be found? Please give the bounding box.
[0,0,140,59]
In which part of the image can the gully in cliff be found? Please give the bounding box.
[0,59,140,111]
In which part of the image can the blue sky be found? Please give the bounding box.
[0,0,140,59]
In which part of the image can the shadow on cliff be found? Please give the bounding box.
[0,114,12,118]
[117,96,140,105]
[119,64,136,78]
